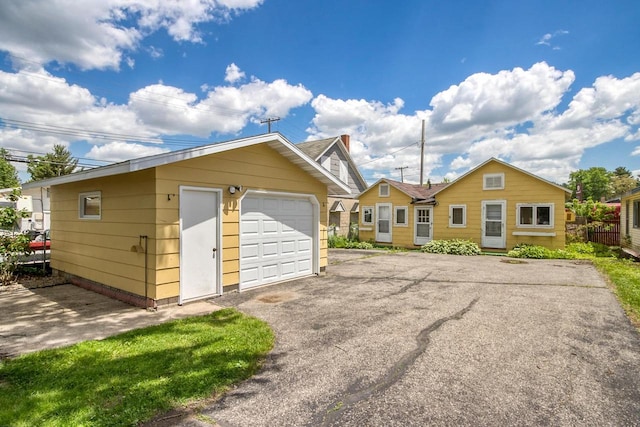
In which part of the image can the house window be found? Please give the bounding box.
[379,183,390,197]
[517,203,554,228]
[483,173,504,190]
[362,206,374,225]
[79,191,101,219]
[449,204,466,227]
[394,206,408,226]
[634,200,640,228]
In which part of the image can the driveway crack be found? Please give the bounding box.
[313,297,479,426]
[386,274,432,297]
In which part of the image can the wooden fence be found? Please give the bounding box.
[587,220,620,246]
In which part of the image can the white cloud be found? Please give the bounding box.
[0,0,263,70]
[224,63,246,83]
[308,62,640,184]
[536,30,569,49]
[85,141,170,163]
[0,65,311,165]
[129,76,313,136]
[632,146,640,156]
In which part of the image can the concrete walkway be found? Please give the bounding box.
[0,284,220,359]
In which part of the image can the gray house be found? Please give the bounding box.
[297,135,367,236]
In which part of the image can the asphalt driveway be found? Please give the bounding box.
[177,250,640,426]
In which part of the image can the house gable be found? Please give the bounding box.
[433,158,569,249]
[297,136,368,194]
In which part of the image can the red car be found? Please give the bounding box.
[29,230,50,251]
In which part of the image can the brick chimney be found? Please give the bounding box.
[340,134,350,152]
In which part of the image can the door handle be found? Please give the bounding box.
[212,247,217,258]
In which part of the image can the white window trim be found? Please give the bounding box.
[362,206,374,225]
[379,183,390,197]
[516,203,554,228]
[394,206,408,227]
[449,204,467,227]
[483,173,505,190]
[79,191,101,220]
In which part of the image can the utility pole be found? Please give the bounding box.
[420,119,425,186]
[395,166,409,183]
[260,117,280,133]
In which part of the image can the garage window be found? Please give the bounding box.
[79,191,101,219]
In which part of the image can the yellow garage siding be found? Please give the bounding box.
[434,161,567,250]
[50,169,157,297]
[155,143,328,294]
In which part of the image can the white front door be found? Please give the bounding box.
[179,187,221,303]
[482,200,506,248]
[376,203,392,243]
[414,206,433,245]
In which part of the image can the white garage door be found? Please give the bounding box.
[240,194,315,290]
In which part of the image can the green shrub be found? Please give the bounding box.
[420,239,481,256]
[565,242,595,255]
[507,244,550,259]
[328,234,375,250]
[328,234,348,248]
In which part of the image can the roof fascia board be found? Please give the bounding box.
[22,163,132,189]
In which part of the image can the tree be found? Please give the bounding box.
[27,144,78,181]
[610,174,639,197]
[613,166,632,177]
[0,189,31,284]
[567,167,611,201]
[0,149,20,188]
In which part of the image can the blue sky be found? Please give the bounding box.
[0,0,639,185]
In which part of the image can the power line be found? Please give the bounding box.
[260,117,280,133]
[395,166,409,182]
[358,142,418,166]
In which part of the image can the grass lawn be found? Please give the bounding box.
[0,308,274,426]
[593,257,640,327]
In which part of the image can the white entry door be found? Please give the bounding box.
[414,206,433,245]
[240,194,316,290]
[180,187,221,303]
[376,203,392,243]
[482,200,506,248]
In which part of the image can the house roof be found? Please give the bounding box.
[432,157,572,196]
[296,137,336,159]
[361,178,449,204]
[296,136,368,193]
[329,200,345,212]
[22,133,352,195]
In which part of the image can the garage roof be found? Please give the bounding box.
[23,133,352,195]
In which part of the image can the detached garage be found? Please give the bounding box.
[23,133,350,308]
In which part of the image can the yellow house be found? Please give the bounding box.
[22,134,350,308]
[621,186,640,255]
[358,158,571,250]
